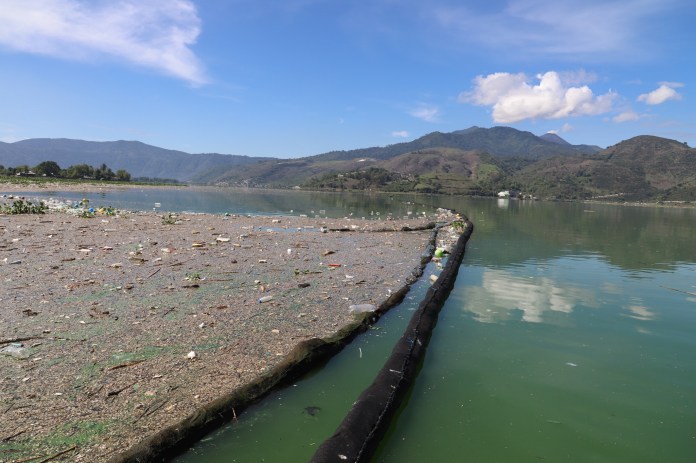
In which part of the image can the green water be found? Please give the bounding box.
[14,187,440,219]
[373,198,696,462]
[17,188,695,461]
[171,266,440,462]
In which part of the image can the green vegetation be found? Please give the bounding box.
[162,213,179,224]
[302,167,403,190]
[1,198,47,214]
[0,161,131,181]
[132,176,180,184]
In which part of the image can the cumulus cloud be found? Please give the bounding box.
[460,71,615,123]
[613,111,640,123]
[409,105,440,122]
[391,130,410,138]
[637,83,683,105]
[0,0,206,85]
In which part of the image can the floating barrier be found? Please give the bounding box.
[310,218,473,463]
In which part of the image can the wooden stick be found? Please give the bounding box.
[36,445,77,463]
[0,336,42,346]
[2,428,26,442]
[146,267,161,279]
[9,455,43,463]
[107,359,146,371]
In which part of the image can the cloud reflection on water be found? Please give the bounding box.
[460,268,597,324]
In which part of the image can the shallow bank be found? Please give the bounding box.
[0,209,451,462]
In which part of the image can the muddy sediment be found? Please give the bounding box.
[1,207,458,462]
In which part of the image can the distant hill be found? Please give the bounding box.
[539,132,602,154]
[208,126,601,186]
[0,138,273,182]
[514,135,696,200]
[540,132,571,145]
[310,126,595,163]
[7,129,687,203]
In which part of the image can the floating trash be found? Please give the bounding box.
[348,303,376,314]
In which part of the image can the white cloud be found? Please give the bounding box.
[461,71,615,123]
[659,81,685,88]
[0,0,206,85]
[432,0,675,60]
[547,123,572,135]
[409,105,440,122]
[391,130,410,138]
[613,111,640,123]
[637,83,683,105]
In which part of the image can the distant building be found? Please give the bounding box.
[497,190,510,198]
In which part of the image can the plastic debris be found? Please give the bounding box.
[430,274,438,283]
[187,351,196,359]
[258,296,274,303]
[1,343,29,359]
[348,303,377,314]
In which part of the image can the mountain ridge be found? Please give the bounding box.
[0,138,273,182]
[4,128,691,202]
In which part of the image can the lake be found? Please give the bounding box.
[13,187,696,462]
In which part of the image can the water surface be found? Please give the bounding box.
[13,188,695,462]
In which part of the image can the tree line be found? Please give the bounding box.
[0,161,131,181]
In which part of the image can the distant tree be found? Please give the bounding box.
[64,164,94,179]
[115,169,131,181]
[34,161,61,177]
[95,163,115,180]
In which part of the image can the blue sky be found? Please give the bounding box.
[1,0,694,158]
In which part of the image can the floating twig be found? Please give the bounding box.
[146,267,161,279]
[107,359,146,371]
[661,285,696,297]
[36,445,78,463]
[1,428,26,442]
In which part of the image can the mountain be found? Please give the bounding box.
[311,126,592,164]
[514,135,696,200]
[206,126,601,186]
[14,128,689,203]
[539,132,571,145]
[0,138,273,182]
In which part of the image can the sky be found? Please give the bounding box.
[1,0,695,158]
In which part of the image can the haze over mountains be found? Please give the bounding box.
[2,126,694,201]
[0,126,598,181]
[0,138,272,182]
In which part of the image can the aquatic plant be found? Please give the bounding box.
[1,198,47,214]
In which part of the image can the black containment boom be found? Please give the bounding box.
[311,218,474,463]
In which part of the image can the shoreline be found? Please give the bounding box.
[1,196,462,462]
[3,179,694,210]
